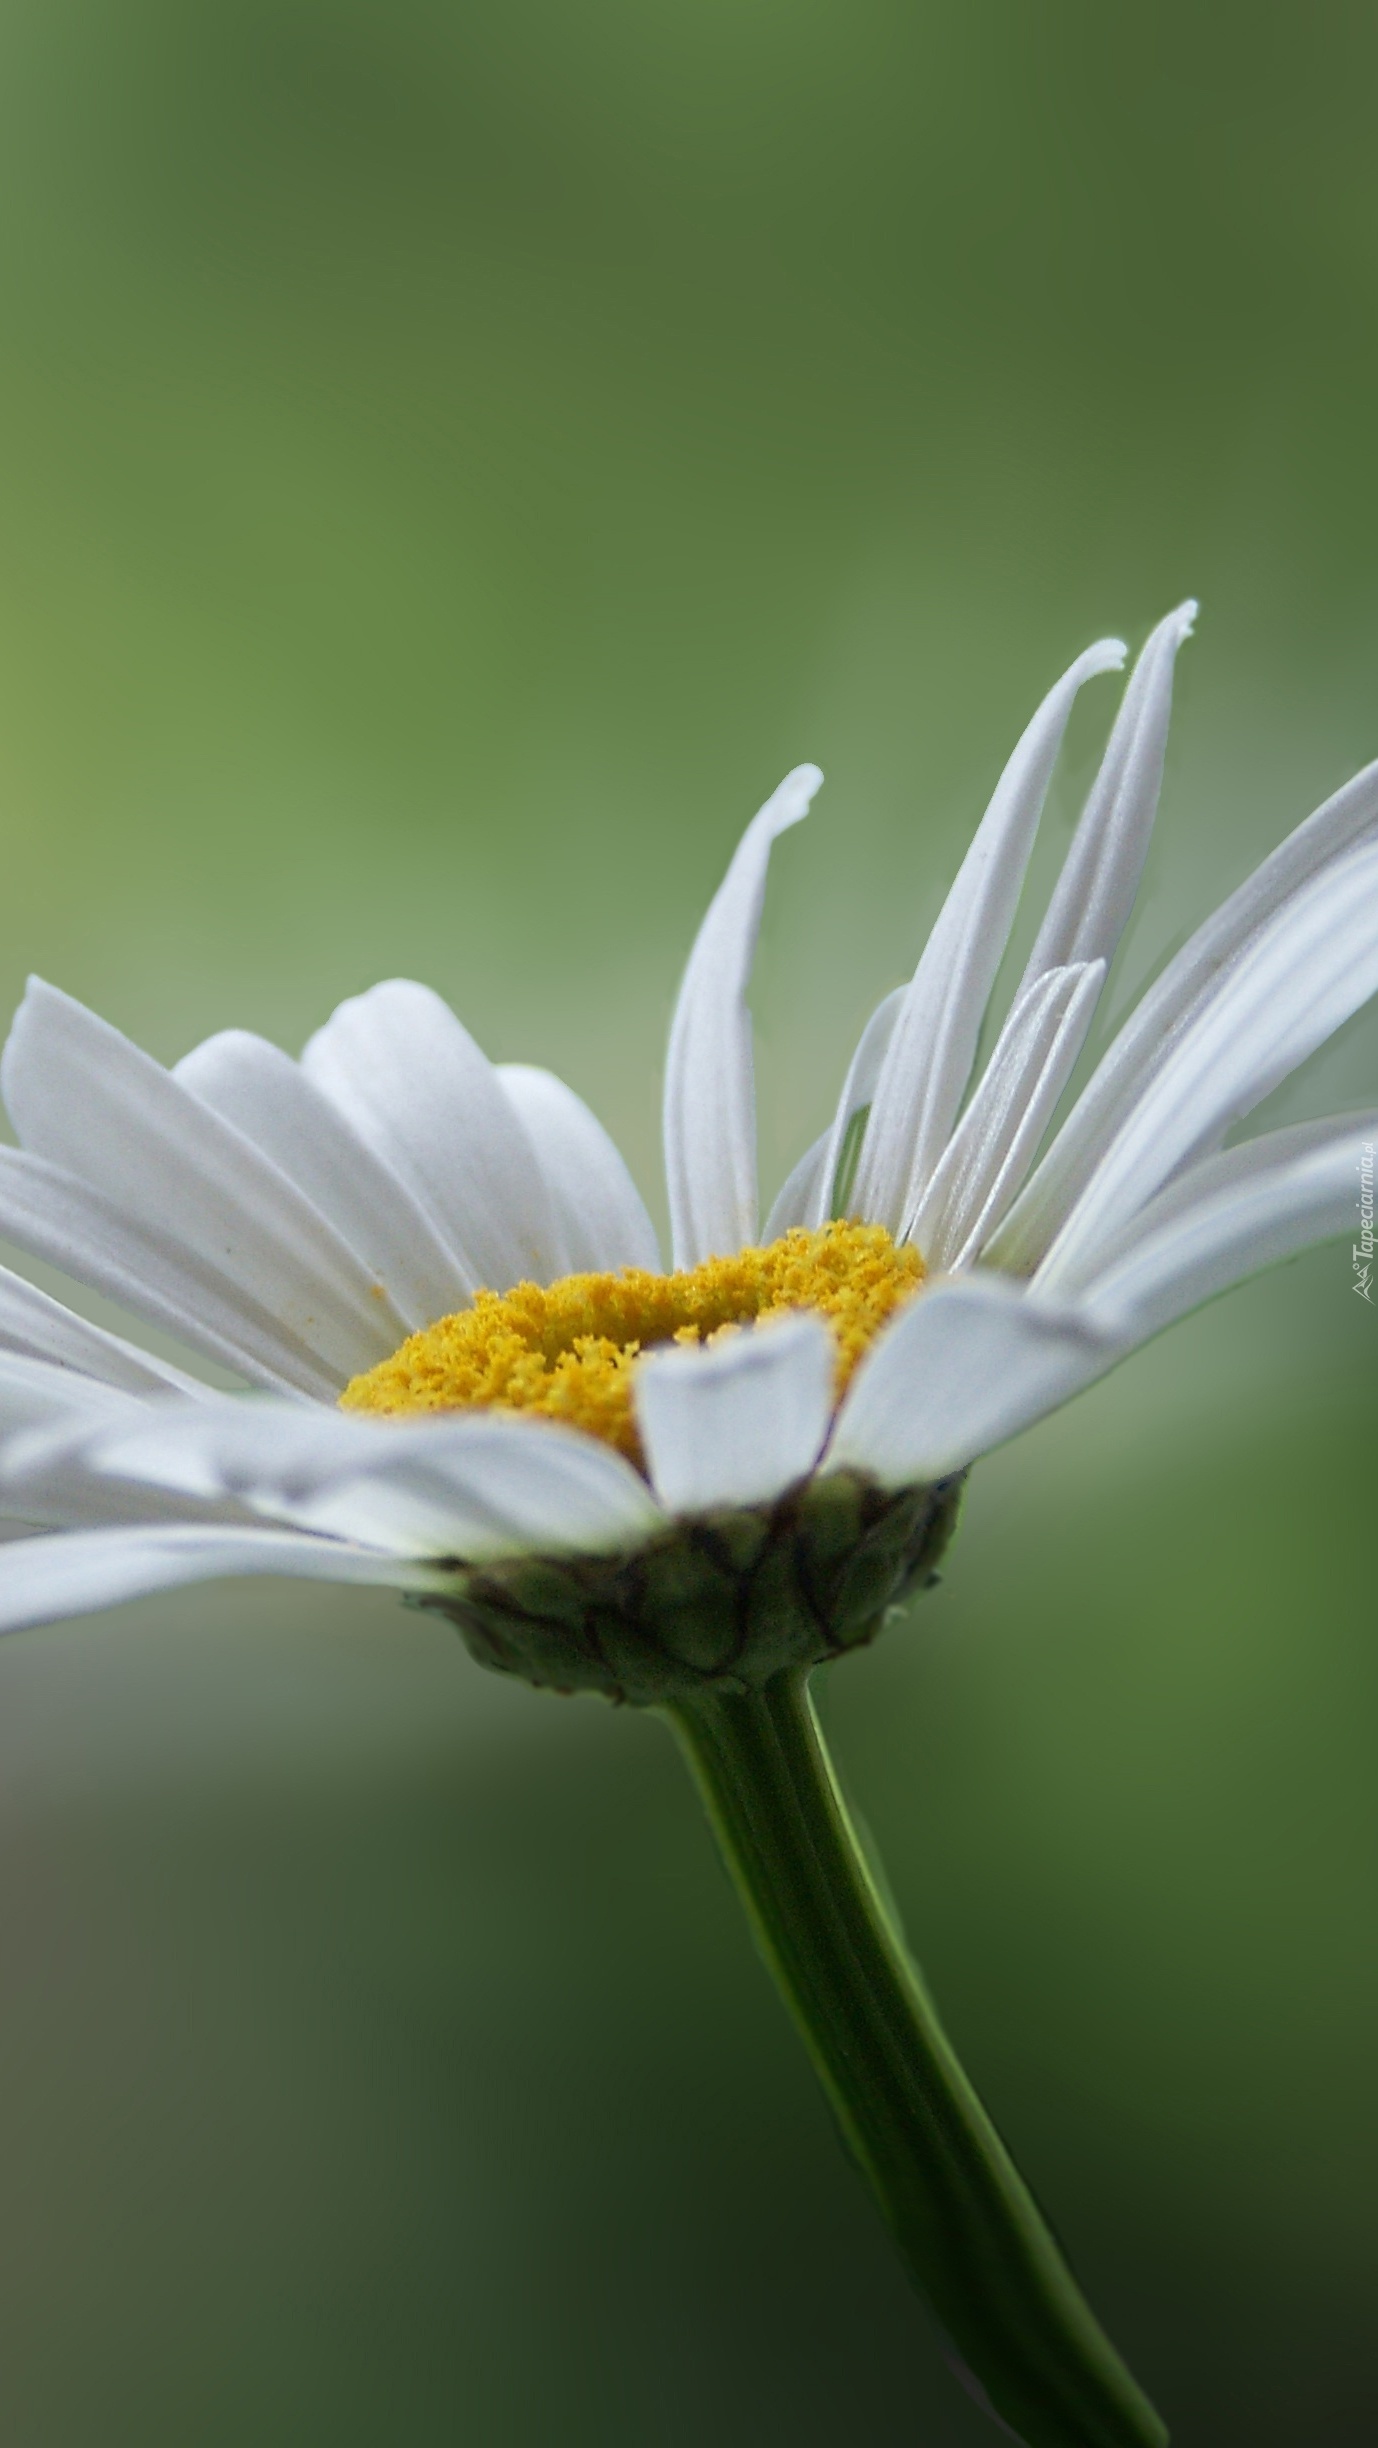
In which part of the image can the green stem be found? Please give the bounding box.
[663,1669,1167,2448]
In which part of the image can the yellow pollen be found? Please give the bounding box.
[340,1221,924,1470]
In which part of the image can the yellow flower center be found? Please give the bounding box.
[341,1220,923,1470]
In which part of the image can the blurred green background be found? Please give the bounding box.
[0,2,1373,2440]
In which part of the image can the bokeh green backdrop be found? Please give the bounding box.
[0,4,1373,2441]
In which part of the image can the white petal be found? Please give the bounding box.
[89,1399,419,1542]
[663,765,822,1268]
[990,752,1378,1270]
[634,1312,834,1513]
[1018,604,1196,989]
[0,1351,152,1439]
[853,641,1124,1232]
[1,981,412,1385]
[0,1263,206,1396]
[0,1410,250,1530]
[0,1365,235,1529]
[813,986,907,1226]
[1079,1116,1378,1341]
[90,1398,664,1561]
[176,1029,473,1327]
[0,1523,432,1640]
[301,979,561,1288]
[497,1064,661,1273]
[297,1415,665,1559]
[761,1133,830,1240]
[828,1277,1114,1485]
[1075,1111,1371,1263]
[0,1146,346,1400]
[907,962,1105,1271]
[1035,832,1378,1287]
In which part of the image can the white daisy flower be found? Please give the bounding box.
[9,600,1371,2446]
[0,601,1369,1687]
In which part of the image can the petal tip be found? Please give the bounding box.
[778,761,824,816]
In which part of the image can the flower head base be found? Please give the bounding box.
[341,1220,923,1470]
[415,1465,963,1706]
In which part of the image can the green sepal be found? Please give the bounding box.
[411,1467,965,1707]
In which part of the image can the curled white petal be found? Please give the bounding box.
[812,987,907,1227]
[1018,603,1196,989]
[663,765,822,1269]
[854,640,1124,1233]
[761,1132,831,1240]
[907,962,1104,1271]
[1036,831,1378,1287]
[759,984,904,1245]
[1079,1116,1378,1341]
[634,1312,834,1513]
[828,1277,1114,1485]
[990,752,1378,1271]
